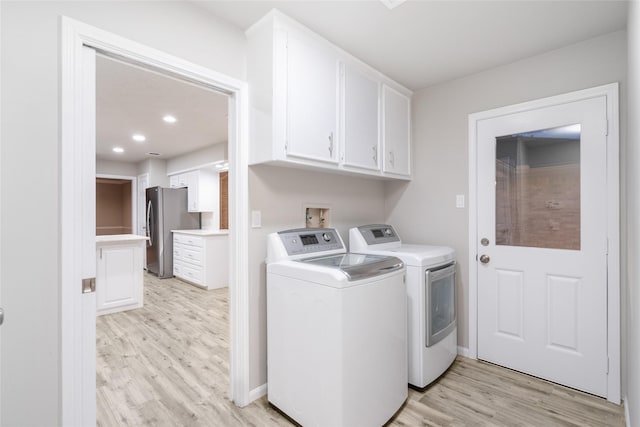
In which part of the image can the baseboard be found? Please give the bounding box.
[457,345,471,358]
[249,383,267,403]
[624,397,631,427]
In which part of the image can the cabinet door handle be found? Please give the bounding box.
[389,150,395,166]
[328,132,334,157]
[372,146,377,163]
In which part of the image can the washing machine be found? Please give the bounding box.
[350,224,457,389]
[266,227,407,427]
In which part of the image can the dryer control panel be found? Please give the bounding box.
[357,224,401,246]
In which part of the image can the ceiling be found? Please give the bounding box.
[96,55,229,163]
[194,0,628,90]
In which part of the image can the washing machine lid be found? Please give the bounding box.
[299,253,404,282]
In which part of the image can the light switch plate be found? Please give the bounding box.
[456,194,465,208]
[251,210,262,228]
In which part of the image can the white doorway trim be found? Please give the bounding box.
[467,83,620,403]
[61,17,251,425]
[96,174,137,236]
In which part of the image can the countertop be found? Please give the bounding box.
[96,234,149,244]
[172,229,229,236]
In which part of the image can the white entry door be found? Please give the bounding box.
[476,95,609,397]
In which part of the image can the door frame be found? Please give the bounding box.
[467,83,620,403]
[61,17,251,425]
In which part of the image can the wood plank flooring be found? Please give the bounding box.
[97,273,625,426]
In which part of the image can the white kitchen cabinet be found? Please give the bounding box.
[246,10,412,180]
[95,235,147,316]
[169,169,218,212]
[173,230,229,290]
[186,169,217,213]
[382,84,411,177]
[169,173,189,188]
[341,62,380,172]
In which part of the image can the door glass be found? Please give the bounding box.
[430,274,455,336]
[495,124,580,250]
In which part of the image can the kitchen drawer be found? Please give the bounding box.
[174,262,203,286]
[174,244,185,260]
[174,233,204,248]
[180,246,203,266]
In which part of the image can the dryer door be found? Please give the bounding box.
[426,263,456,347]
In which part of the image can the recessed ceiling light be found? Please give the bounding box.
[112,147,124,153]
[163,115,177,123]
[132,133,146,142]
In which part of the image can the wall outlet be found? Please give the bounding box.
[456,194,465,208]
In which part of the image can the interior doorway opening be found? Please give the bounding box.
[61,17,251,425]
[94,53,235,423]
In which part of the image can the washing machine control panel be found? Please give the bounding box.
[357,224,401,246]
[278,228,344,256]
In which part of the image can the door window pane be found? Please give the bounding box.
[496,124,580,250]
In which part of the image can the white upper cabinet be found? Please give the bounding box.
[382,85,411,177]
[286,31,339,163]
[169,173,188,188]
[341,62,380,171]
[168,169,217,213]
[246,10,412,180]
[186,169,217,213]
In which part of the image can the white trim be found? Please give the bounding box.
[96,174,137,236]
[167,160,227,177]
[61,17,252,425]
[467,83,620,403]
[249,383,268,402]
[456,346,471,359]
[624,397,631,427]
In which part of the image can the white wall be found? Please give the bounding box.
[137,158,169,188]
[384,30,627,351]
[626,2,639,425]
[0,1,245,424]
[166,142,227,175]
[96,159,138,176]
[248,165,386,388]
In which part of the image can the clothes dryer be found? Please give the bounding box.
[350,224,457,388]
[266,228,408,426]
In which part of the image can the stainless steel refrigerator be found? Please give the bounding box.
[146,186,200,278]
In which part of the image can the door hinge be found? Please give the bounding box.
[605,118,609,136]
[82,277,96,294]
[606,356,610,374]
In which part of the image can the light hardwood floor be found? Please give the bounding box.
[97,273,625,426]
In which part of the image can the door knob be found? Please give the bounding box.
[479,254,490,264]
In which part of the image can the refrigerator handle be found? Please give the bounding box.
[146,200,153,246]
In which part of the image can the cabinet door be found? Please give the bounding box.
[342,63,380,171]
[186,171,199,212]
[286,31,338,163]
[96,245,140,313]
[382,85,411,176]
[169,174,188,188]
